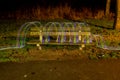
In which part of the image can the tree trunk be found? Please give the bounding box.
[114,0,120,30]
[105,0,111,17]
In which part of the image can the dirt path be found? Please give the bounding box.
[0,59,120,80]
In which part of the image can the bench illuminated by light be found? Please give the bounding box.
[26,22,92,50]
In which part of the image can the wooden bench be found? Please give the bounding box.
[27,22,92,50]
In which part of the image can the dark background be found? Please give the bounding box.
[0,0,116,19]
[0,0,116,12]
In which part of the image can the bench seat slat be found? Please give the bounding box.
[30,32,91,36]
[27,41,93,45]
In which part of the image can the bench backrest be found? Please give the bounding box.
[28,22,91,44]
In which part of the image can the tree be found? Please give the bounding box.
[114,0,120,30]
[105,0,111,17]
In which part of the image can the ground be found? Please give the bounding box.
[0,59,120,80]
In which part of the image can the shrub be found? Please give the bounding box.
[109,52,118,59]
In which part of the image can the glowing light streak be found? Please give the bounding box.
[0,21,120,50]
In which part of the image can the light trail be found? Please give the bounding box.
[0,21,120,51]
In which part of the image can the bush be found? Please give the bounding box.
[88,53,98,60]
[109,52,118,59]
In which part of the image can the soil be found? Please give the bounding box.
[0,58,120,80]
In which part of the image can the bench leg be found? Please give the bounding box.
[79,47,83,50]
[36,44,42,50]
[79,44,85,50]
[38,46,42,50]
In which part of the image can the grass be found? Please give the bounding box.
[83,19,120,48]
[0,19,120,62]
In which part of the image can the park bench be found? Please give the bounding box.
[26,22,92,50]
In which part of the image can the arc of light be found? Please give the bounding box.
[61,22,71,43]
[54,22,62,43]
[17,21,42,48]
[62,22,71,43]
